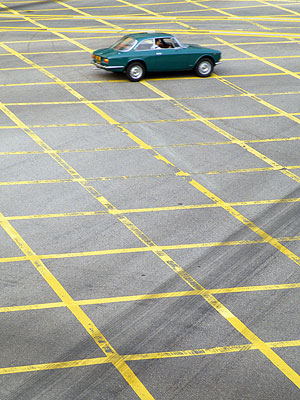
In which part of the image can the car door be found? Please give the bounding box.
[132,39,158,71]
[151,37,191,72]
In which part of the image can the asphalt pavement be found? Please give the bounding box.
[1,0,300,399]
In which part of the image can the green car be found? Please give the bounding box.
[91,32,222,81]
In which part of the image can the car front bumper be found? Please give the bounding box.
[92,61,124,72]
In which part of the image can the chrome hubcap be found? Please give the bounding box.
[130,65,143,79]
[199,61,211,74]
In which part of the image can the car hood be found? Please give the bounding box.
[186,44,220,53]
[93,48,118,57]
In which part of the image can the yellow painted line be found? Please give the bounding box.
[1,24,300,38]
[216,75,300,127]
[209,282,300,294]
[0,71,296,86]
[124,340,300,361]
[190,179,300,267]
[4,280,300,314]
[5,98,165,106]
[0,178,78,186]
[0,63,90,71]
[27,235,300,259]
[0,2,93,53]
[0,82,62,87]
[5,205,219,221]
[38,239,266,259]
[3,13,300,388]
[213,75,300,185]
[115,0,197,29]
[0,212,155,399]
[215,36,300,81]
[188,0,273,31]
[54,0,122,30]
[2,137,300,156]
[2,339,300,375]
[0,357,110,375]
[4,13,300,22]
[1,35,296,46]
[142,80,300,188]
[209,113,284,120]
[0,174,177,186]
[1,35,121,44]
[1,48,85,55]
[1,234,300,264]
[3,76,300,393]
[257,0,300,16]
[0,256,28,263]
[205,165,300,174]
[6,86,300,107]
[0,302,66,313]
[4,197,300,221]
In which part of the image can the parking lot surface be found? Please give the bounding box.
[1,0,300,398]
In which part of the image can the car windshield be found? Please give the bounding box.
[111,37,136,51]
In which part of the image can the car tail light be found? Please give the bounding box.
[104,58,109,64]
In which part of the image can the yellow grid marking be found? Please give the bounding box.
[1,84,300,386]
[0,2,95,53]
[3,86,300,105]
[3,0,300,391]
[0,70,298,83]
[3,196,300,220]
[1,27,300,39]
[2,135,300,156]
[54,0,122,30]
[4,98,166,106]
[3,13,300,22]
[2,338,300,376]
[142,80,300,184]
[215,35,300,81]
[0,212,155,399]
[257,0,300,16]
[188,0,273,30]
[1,36,298,46]
[3,280,300,314]
[2,233,300,264]
[0,338,299,376]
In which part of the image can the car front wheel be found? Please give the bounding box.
[126,62,145,82]
[195,58,213,77]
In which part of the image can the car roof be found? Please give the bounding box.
[125,32,173,40]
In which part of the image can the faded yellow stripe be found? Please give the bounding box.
[2,339,300,376]
[215,36,300,81]
[0,357,110,375]
[55,0,122,30]
[3,8,300,389]
[0,212,155,399]
[2,234,300,264]
[3,281,300,314]
[142,80,300,187]
[6,197,300,220]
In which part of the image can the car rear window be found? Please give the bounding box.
[111,37,136,51]
[135,39,154,51]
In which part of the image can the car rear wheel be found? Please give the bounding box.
[126,62,145,82]
[195,58,213,77]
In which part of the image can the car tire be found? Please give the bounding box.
[126,62,145,82]
[195,58,213,77]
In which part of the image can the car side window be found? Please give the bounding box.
[163,38,175,48]
[135,39,154,51]
[172,38,180,48]
[154,38,176,49]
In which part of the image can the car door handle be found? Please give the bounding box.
[156,52,162,55]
